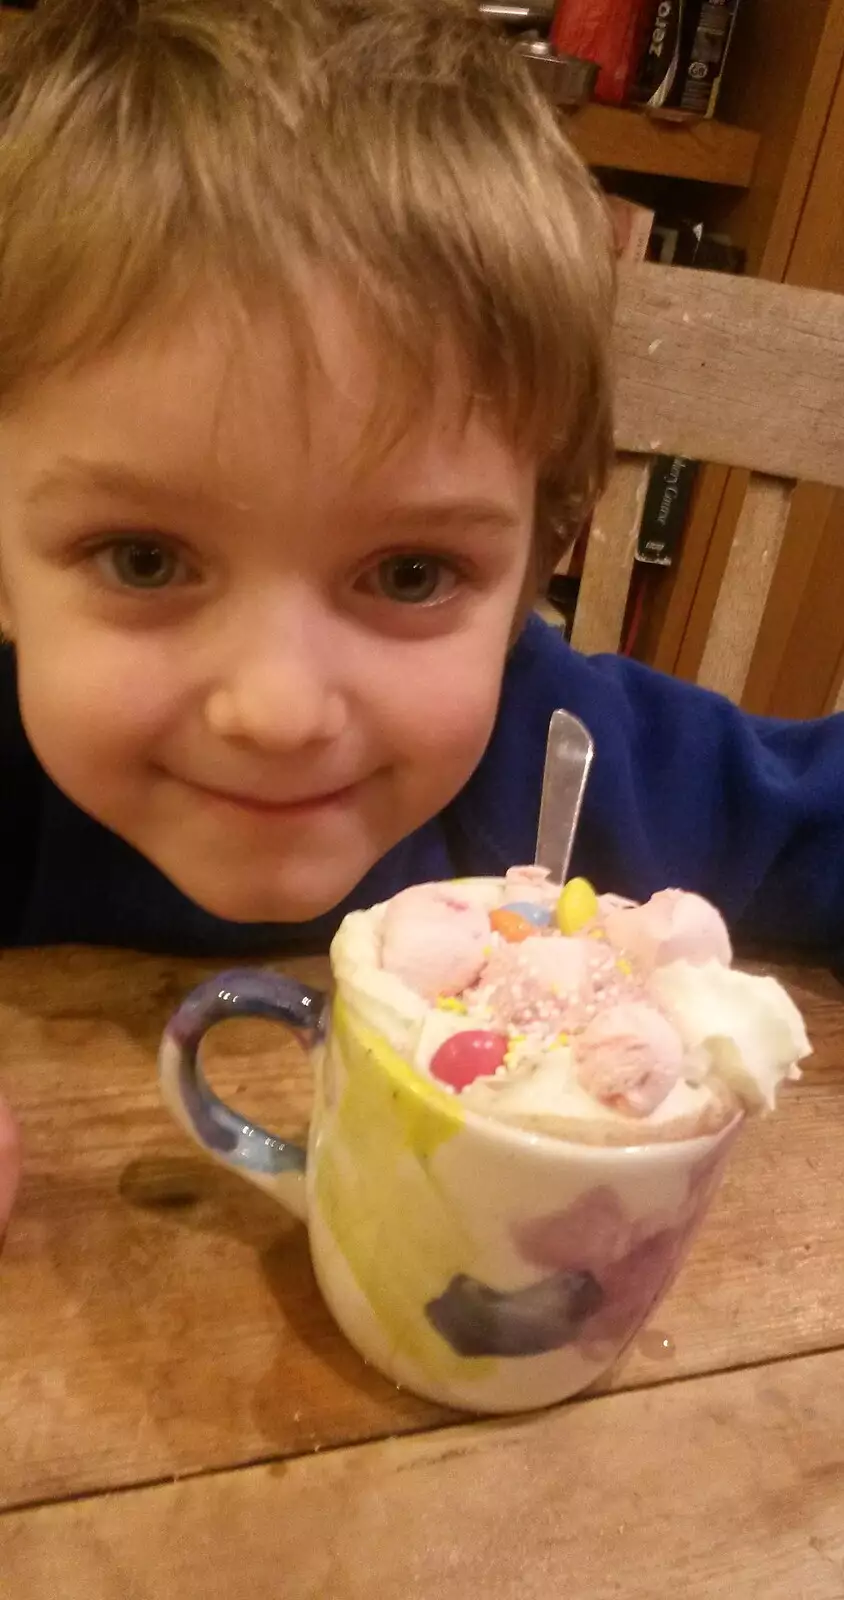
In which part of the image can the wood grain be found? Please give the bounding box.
[578,263,844,665]
[755,486,844,719]
[740,38,844,717]
[696,475,793,701]
[647,465,732,677]
[714,0,843,281]
[613,264,844,489]
[570,456,649,655]
[644,10,844,710]
[4,1347,844,1599]
[564,104,759,186]
[1,948,843,1511]
[740,483,835,715]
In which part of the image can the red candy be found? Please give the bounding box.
[429,1029,509,1091]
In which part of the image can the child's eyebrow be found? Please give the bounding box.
[368,501,525,538]
[25,458,218,513]
[26,461,526,537]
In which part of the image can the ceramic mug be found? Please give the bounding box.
[159,968,740,1414]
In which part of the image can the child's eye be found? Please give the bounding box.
[93,538,194,591]
[361,555,458,605]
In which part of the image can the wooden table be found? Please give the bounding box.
[0,947,843,1598]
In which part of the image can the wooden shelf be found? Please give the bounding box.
[565,104,759,187]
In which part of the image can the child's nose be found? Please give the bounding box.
[203,622,346,750]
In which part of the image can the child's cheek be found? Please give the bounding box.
[16,628,176,778]
[384,625,510,767]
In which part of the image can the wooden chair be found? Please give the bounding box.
[570,263,844,707]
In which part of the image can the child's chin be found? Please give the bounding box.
[175,861,360,926]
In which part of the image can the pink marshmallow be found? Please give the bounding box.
[379,884,490,1000]
[573,1000,685,1117]
[603,888,732,975]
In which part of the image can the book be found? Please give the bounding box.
[632,0,741,118]
[636,456,700,567]
[605,193,656,263]
[677,0,741,118]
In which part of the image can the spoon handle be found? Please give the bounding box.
[535,709,594,885]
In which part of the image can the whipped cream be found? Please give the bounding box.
[330,873,810,1145]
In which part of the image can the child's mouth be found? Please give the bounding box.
[181,777,364,819]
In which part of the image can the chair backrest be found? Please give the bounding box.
[570,263,844,705]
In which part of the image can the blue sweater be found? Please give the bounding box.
[3,616,843,956]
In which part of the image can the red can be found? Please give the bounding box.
[550,0,659,105]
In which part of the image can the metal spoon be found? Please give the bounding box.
[535,709,594,885]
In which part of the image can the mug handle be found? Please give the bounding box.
[158,968,327,1222]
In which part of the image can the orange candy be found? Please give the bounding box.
[490,908,534,944]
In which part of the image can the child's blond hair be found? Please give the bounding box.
[0,0,614,571]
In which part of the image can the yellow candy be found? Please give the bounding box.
[436,997,467,1014]
[556,876,599,935]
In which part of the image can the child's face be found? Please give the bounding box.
[0,283,534,922]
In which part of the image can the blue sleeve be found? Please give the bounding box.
[458,616,844,953]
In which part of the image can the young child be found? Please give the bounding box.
[1,0,842,959]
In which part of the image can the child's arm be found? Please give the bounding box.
[460,616,844,953]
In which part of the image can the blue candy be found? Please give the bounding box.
[500,900,552,928]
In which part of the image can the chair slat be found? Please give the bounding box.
[571,456,650,656]
[696,475,794,701]
[614,265,844,488]
[570,266,844,703]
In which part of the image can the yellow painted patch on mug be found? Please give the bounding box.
[335,1000,464,1163]
[313,1001,494,1386]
